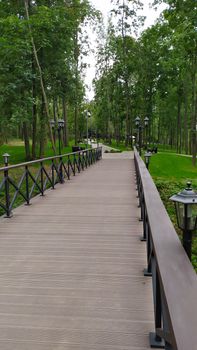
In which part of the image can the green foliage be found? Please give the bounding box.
[149,151,197,271]
[149,153,197,185]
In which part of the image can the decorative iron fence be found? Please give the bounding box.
[0,147,102,218]
[134,147,197,350]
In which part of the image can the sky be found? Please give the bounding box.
[85,0,167,100]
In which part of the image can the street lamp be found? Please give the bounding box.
[144,151,152,170]
[135,117,149,156]
[85,110,91,149]
[3,153,10,166]
[50,119,65,155]
[170,182,197,260]
[57,119,65,155]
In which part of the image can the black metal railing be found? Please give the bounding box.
[134,147,197,350]
[0,147,102,218]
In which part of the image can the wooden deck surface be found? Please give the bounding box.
[0,152,154,349]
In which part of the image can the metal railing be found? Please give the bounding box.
[0,147,102,218]
[134,147,197,350]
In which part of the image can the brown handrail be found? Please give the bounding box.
[134,147,197,350]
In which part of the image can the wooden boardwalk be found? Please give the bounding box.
[0,152,154,349]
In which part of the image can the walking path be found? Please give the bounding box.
[0,151,154,349]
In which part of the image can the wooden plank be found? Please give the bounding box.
[0,153,154,349]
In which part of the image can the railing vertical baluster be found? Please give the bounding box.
[52,159,55,188]
[59,156,64,183]
[144,219,152,276]
[40,162,44,195]
[67,155,70,180]
[73,154,76,175]
[78,152,81,171]
[4,167,11,217]
[150,257,165,348]
[25,165,30,204]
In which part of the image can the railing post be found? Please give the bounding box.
[40,162,44,195]
[67,155,70,180]
[73,154,76,175]
[150,258,165,348]
[25,165,30,205]
[4,167,11,217]
[144,220,152,277]
[51,159,55,189]
[78,153,81,173]
[59,156,64,183]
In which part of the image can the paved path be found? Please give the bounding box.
[0,152,154,349]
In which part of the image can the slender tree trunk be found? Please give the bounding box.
[176,89,182,153]
[62,95,69,146]
[183,83,188,154]
[23,122,31,161]
[32,56,37,159]
[74,30,79,145]
[24,0,56,155]
[39,95,47,158]
[191,53,197,166]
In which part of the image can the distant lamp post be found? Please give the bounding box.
[85,110,91,149]
[3,153,10,166]
[57,119,65,155]
[135,117,149,156]
[170,182,197,260]
[50,119,65,155]
[144,151,152,170]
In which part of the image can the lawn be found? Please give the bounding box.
[148,151,197,271]
[103,139,132,152]
[0,140,89,167]
[149,152,197,185]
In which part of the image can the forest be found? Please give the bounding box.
[0,0,196,165]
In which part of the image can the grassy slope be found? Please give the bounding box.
[0,140,88,167]
[148,152,197,271]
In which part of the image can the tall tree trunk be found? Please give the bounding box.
[39,95,47,158]
[62,95,69,146]
[32,56,37,160]
[74,30,79,145]
[24,0,56,155]
[183,83,188,154]
[23,122,31,161]
[176,88,182,153]
[191,53,197,166]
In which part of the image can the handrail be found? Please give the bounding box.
[0,148,91,171]
[0,147,102,217]
[134,147,197,350]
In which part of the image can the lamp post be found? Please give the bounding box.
[135,116,149,156]
[170,182,197,260]
[85,110,91,149]
[50,119,65,155]
[144,151,152,170]
[3,153,10,166]
[57,119,65,155]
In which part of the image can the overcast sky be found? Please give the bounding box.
[85,0,167,100]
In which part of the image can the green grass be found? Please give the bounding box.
[147,151,197,271]
[0,140,89,167]
[149,152,197,186]
[103,139,132,152]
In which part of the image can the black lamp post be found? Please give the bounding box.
[170,182,197,260]
[57,119,65,155]
[3,153,10,166]
[144,151,152,170]
[50,119,65,155]
[135,116,149,156]
[85,110,91,149]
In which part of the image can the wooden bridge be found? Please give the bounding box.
[0,147,196,349]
